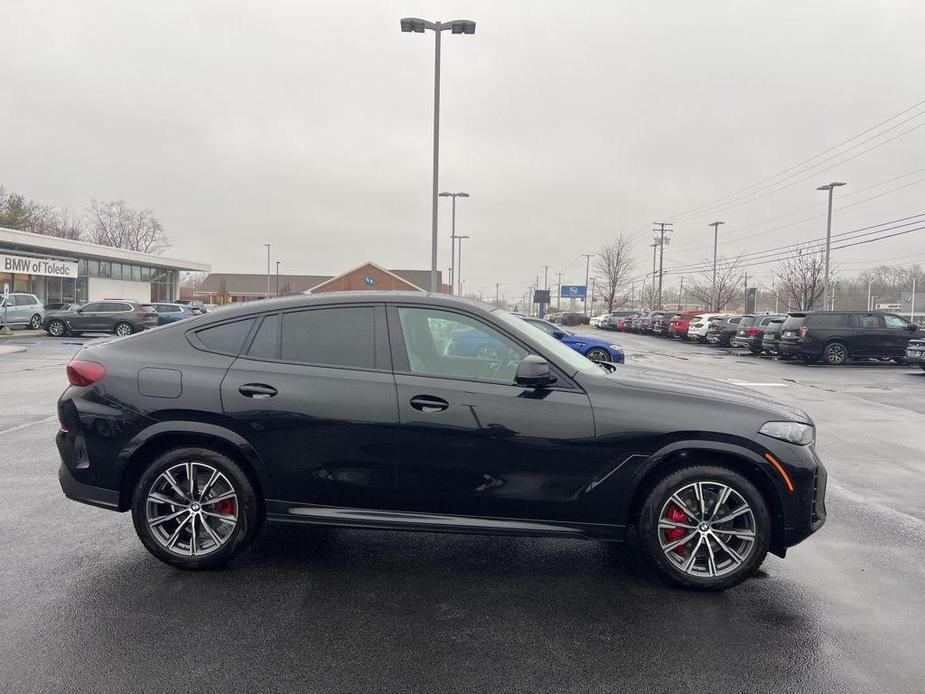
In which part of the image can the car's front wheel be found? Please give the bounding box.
[29,313,42,329]
[585,347,611,362]
[115,321,134,337]
[46,319,67,337]
[638,465,771,590]
[131,447,260,569]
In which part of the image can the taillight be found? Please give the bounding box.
[66,360,106,386]
[747,326,760,336]
[799,325,808,338]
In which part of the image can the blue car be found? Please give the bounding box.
[446,315,624,364]
[151,303,200,326]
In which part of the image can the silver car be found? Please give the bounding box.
[0,293,45,329]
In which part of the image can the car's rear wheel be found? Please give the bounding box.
[585,347,611,362]
[115,321,134,337]
[638,465,771,590]
[46,320,66,337]
[131,447,260,569]
[29,314,42,329]
[822,341,848,366]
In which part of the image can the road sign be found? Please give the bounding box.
[876,303,901,310]
[533,289,550,304]
[560,285,586,298]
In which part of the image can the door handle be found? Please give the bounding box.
[239,383,278,399]
[410,395,449,413]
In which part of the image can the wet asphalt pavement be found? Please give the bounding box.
[1,331,924,693]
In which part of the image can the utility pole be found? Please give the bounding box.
[911,277,917,323]
[744,271,748,311]
[439,191,469,293]
[264,243,271,299]
[495,282,500,308]
[582,254,594,315]
[709,221,724,312]
[630,280,635,310]
[649,242,658,308]
[677,276,684,310]
[653,222,672,309]
[589,277,596,316]
[817,182,847,310]
[275,261,280,296]
[555,272,563,310]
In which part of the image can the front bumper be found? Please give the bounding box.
[905,348,925,365]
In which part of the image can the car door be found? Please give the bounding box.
[71,302,105,331]
[883,314,915,356]
[853,312,884,356]
[387,303,597,523]
[220,304,401,509]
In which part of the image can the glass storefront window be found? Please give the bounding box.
[111,262,122,280]
[87,260,99,277]
[132,265,142,281]
[99,261,111,278]
[78,259,88,275]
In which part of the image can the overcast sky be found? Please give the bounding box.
[3,0,925,300]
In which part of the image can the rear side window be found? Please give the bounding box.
[857,313,883,329]
[196,319,255,355]
[15,295,33,306]
[739,316,755,326]
[248,314,280,359]
[281,307,375,369]
[782,315,806,330]
[807,313,851,328]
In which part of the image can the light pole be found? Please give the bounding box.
[456,234,470,295]
[275,261,281,296]
[401,17,476,293]
[439,191,469,293]
[709,221,724,312]
[817,181,847,311]
[264,243,271,299]
[582,254,594,315]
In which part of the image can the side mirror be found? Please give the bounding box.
[515,355,557,388]
[552,330,565,340]
[909,323,919,332]
[75,308,84,313]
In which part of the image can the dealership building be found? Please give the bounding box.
[0,226,210,304]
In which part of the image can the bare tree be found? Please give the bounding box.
[0,187,80,239]
[685,255,746,311]
[594,234,636,312]
[775,247,827,311]
[85,199,171,254]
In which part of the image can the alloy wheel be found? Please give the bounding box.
[824,343,847,365]
[145,462,239,557]
[48,320,65,337]
[586,348,612,362]
[30,314,42,329]
[116,323,133,337]
[657,481,756,578]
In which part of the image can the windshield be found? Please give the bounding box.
[493,309,597,374]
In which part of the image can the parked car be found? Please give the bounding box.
[778,311,919,365]
[605,315,628,331]
[760,317,787,355]
[56,292,826,590]
[707,315,749,346]
[590,313,611,329]
[43,300,158,337]
[687,313,726,343]
[667,311,701,340]
[0,293,45,329]
[152,303,202,325]
[44,302,82,312]
[177,299,209,313]
[731,314,786,353]
[650,311,674,336]
[520,317,624,363]
[555,312,589,326]
[631,311,653,332]
[905,337,925,370]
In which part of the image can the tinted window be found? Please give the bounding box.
[808,313,851,328]
[81,303,103,312]
[399,307,528,383]
[197,319,255,355]
[857,313,883,329]
[155,304,179,313]
[781,315,806,330]
[249,314,280,359]
[739,316,755,326]
[884,314,910,330]
[281,307,375,368]
[525,318,558,336]
[15,295,34,306]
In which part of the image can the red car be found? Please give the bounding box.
[667,311,701,339]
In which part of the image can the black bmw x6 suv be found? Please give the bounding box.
[57,292,826,590]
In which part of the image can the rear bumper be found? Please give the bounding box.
[58,461,121,511]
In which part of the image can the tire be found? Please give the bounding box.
[585,347,612,362]
[46,320,67,337]
[29,314,42,329]
[638,465,771,591]
[131,447,261,570]
[821,341,848,366]
[115,322,134,337]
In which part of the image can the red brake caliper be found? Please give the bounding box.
[214,498,236,516]
[665,505,689,555]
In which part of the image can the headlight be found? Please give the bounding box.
[759,421,814,446]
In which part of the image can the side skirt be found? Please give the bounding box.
[265,500,626,541]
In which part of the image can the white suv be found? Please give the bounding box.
[687,313,727,342]
[0,293,45,329]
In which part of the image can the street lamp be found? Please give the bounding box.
[401,17,477,293]
[817,182,847,311]
[264,244,271,299]
[275,261,281,296]
[456,234,470,295]
[439,191,470,293]
[708,221,724,312]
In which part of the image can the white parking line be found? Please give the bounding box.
[726,381,789,387]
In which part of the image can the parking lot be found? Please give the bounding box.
[2,329,924,693]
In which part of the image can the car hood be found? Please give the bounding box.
[564,332,622,351]
[599,364,811,423]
